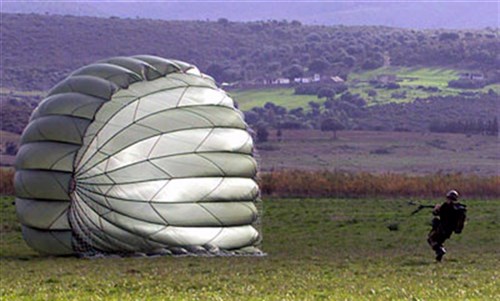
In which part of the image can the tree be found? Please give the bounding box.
[256,124,269,143]
[317,88,335,99]
[5,142,18,155]
[206,63,228,83]
[320,118,345,140]
[283,64,304,80]
[308,59,329,74]
[276,126,283,142]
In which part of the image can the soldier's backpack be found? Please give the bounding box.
[453,203,467,234]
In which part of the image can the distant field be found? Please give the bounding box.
[1,196,499,300]
[231,67,500,109]
[349,67,499,105]
[231,88,322,111]
[257,130,500,176]
[349,67,459,85]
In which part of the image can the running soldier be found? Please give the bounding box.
[427,190,467,262]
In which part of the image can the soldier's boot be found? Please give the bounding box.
[435,247,446,262]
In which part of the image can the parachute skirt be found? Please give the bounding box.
[15,55,263,256]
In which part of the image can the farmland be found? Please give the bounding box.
[256,130,500,176]
[1,196,499,300]
[232,67,500,110]
[232,88,321,111]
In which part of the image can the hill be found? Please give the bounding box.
[2,1,498,29]
[1,13,499,92]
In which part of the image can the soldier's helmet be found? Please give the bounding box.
[446,190,460,201]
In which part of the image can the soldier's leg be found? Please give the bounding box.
[428,228,446,261]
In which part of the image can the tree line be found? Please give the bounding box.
[245,92,499,141]
[2,14,499,91]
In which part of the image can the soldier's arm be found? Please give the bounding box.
[432,204,441,216]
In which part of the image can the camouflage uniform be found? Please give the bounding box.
[427,194,466,261]
[428,203,456,247]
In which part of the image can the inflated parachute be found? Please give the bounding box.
[15,55,262,256]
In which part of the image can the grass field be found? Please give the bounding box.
[1,196,499,300]
[231,67,500,110]
[257,130,500,176]
[231,88,322,111]
[349,67,500,105]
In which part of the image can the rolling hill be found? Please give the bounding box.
[2,1,498,29]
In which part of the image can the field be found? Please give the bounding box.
[231,67,500,110]
[1,196,499,300]
[231,88,321,111]
[348,67,500,105]
[257,130,500,176]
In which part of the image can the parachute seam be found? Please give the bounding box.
[76,105,241,174]
[147,160,174,179]
[195,154,227,177]
[59,151,253,180]
[48,231,73,251]
[75,182,257,205]
[76,187,169,226]
[46,207,70,230]
[148,203,171,226]
[147,180,172,203]
[198,178,225,203]
[194,128,215,152]
[196,203,225,226]
[72,199,118,252]
[72,198,131,251]
[175,86,190,107]
[74,190,162,249]
[48,150,78,170]
[203,228,225,246]
[76,127,250,176]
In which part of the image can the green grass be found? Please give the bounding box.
[231,88,323,111]
[349,67,461,105]
[231,67,499,110]
[349,67,459,86]
[1,196,499,300]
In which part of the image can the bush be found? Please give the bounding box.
[260,170,500,198]
[256,125,269,143]
[317,88,335,99]
[448,79,486,89]
[0,168,15,195]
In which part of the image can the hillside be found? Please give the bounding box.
[2,1,498,29]
[1,13,499,92]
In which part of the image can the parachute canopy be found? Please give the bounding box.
[15,55,262,256]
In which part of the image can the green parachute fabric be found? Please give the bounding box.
[15,55,262,256]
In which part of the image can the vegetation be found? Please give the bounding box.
[254,130,500,176]
[3,160,499,198]
[233,88,317,111]
[2,14,499,92]
[242,93,499,134]
[260,171,500,198]
[0,168,15,195]
[1,196,499,300]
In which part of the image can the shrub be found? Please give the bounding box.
[260,170,500,198]
[0,168,15,195]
